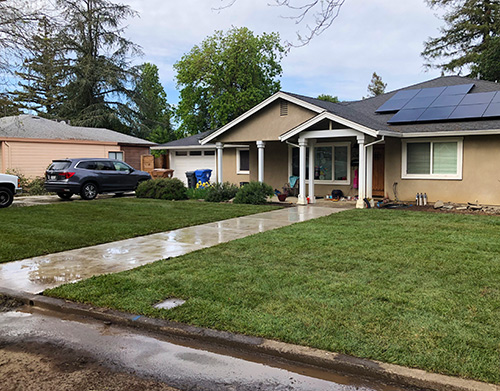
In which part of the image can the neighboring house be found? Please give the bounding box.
[189,75,500,206]
[0,115,155,177]
[152,130,249,186]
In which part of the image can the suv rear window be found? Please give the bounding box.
[48,161,71,170]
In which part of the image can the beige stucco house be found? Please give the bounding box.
[158,76,500,206]
[0,115,155,178]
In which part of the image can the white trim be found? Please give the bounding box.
[288,142,351,185]
[379,129,500,138]
[280,111,378,141]
[200,92,325,145]
[401,137,463,180]
[236,148,250,175]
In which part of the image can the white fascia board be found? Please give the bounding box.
[400,129,500,138]
[379,128,500,138]
[200,92,325,145]
[279,111,378,141]
[150,144,216,150]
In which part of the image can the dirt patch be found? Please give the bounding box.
[0,340,178,391]
[403,204,500,216]
[0,295,23,312]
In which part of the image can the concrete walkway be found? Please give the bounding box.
[0,206,348,294]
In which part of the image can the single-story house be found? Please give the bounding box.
[0,115,155,177]
[157,76,500,206]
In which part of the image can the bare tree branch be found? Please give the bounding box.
[214,0,346,46]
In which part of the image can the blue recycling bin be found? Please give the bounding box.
[194,169,212,186]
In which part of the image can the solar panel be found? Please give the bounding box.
[429,94,465,108]
[483,102,500,118]
[449,103,489,119]
[402,96,437,110]
[460,91,496,105]
[489,91,500,103]
[378,83,500,124]
[415,86,446,97]
[387,108,426,124]
[417,106,456,122]
[375,89,421,113]
[441,84,474,95]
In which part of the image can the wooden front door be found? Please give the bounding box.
[372,144,385,197]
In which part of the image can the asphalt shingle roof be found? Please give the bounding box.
[155,130,214,148]
[0,115,155,145]
[286,76,500,134]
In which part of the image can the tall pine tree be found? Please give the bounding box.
[422,0,500,79]
[56,0,141,131]
[12,17,66,118]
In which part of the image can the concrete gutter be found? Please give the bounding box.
[2,287,498,391]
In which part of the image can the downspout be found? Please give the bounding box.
[365,135,385,149]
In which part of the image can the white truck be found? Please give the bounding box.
[0,174,21,208]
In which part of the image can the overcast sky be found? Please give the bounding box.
[121,0,445,104]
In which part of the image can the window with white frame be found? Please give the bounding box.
[237,148,250,174]
[402,138,463,180]
[108,151,124,160]
[290,142,351,184]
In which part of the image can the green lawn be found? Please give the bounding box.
[45,209,500,384]
[0,198,279,263]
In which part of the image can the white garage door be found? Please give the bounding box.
[170,150,217,186]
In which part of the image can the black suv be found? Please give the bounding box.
[45,158,151,200]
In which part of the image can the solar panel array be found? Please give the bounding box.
[375,83,500,124]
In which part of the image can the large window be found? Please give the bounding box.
[290,142,350,184]
[402,138,462,179]
[108,151,123,160]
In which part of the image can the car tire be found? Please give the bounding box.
[0,186,14,208]
[57,192,73,200]
[80,182,98,200]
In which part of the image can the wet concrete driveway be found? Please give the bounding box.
[0,206,347,294]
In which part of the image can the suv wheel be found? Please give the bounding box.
[0,186,14,208]
[57,192,73,200]
[80,182,98,200]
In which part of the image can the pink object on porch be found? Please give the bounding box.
[353,168,358,189]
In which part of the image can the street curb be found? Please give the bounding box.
[2,287,498,391]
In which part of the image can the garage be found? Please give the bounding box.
[169,149,217,185]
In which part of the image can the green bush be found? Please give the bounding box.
[233,181,273,205]
[205,182,239,202]
[136,178,187,200]
[186,186,210,200]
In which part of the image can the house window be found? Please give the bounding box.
[189,151,202,156]
[175,151,188,156]
[280,101,288,116]
[204,150,215,156]
[402,138,463,180]
[290,142,350,184]
[109,151,123,160]
[237,148,250,174]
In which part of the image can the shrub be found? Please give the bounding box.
[233,181,273,205]
[186,186,210,200]
[136,178,187,200]
[205,182,239,202]
[6,169,49,195]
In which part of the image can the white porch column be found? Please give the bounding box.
[257,140,265,183]
[356,135,366,209]
[298,138,307,205]
[216,142,224,183]
[308,139,316,204]
[366,144,373,199]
